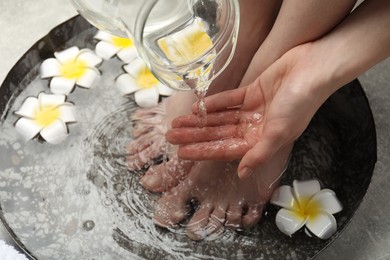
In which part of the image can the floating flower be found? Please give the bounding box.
[116,57,173,108]
[40,46,102,95]
[94,30,138,63]
[270,179,343,239]
[14,93,76,144]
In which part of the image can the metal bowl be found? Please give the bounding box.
[0,16,376,260]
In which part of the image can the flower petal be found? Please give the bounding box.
[94,30,113,42]
[77,49,103,67]
[59,104,76,123]
[116,74,141,95]
[308,189,343,215]
[14,118,43,141]
[40,119,68,144]
[270,185,298,210]
[54,46,80,64]
[275,208,307,236]
[116,47,138,63]
[50,77,76,95]
[305,211,337,239]
[40,58,61,78]
[123,58,144,76]
[293,179,321,207]
[76,68,99,88]
[14,97,39,119]
[156,83,174,96]
[304,228,313,237]
[95,41,120,60]
[38,93,66,107]
[134,88,159,108]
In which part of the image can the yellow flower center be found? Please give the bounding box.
[60,59,87,79]
[112,36,134,48]
[35,105,60,127]
[293,197,321,221]
[136,66,159,89]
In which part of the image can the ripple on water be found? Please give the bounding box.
[0,25,369,260]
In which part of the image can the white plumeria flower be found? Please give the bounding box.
[14,93,76,144]
[270,179,343,239]
[116,57,174,108]
[40,46,102,95]
[94,30,138,63]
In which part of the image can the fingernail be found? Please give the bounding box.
[239,167,254,179]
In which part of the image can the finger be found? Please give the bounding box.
[237,129,286,179]
[171,110,240,128]
[177,138,250,161]
[166,125,240,145]
[192,87,247,113]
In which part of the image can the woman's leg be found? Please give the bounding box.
[152,0,358,240]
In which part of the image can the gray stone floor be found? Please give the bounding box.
[0,1,389,259]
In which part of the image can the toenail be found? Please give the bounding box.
[210,215,223,222]
[225,222,240,229]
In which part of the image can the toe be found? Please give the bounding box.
[204,205,227,238]
[225,204,243,230]
[131,123,153,138]
[127,133,153,155]
[127,140,165,170]
[242,204,264,229]
[153,193,189,228]
[186,203,213,241]
[141,159,194,193]
[140,166,163,192]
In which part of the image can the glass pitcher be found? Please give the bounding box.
[70,0,240,93]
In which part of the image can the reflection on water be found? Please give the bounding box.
[0,19,376,260]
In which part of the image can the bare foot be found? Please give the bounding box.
[127,99,169,171]
[153,144,292,240]
[126,91,197,193]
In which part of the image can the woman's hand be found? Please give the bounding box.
[167,0,390,179]
[167,44,332,178]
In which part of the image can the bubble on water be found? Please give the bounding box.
[111,175,122,183]
[12,142,21,150]
[102,197,113,207]
[83,220,95,231]
[114,183,125,193]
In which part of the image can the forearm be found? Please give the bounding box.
[313,0,390,97]
[242,0,357,86]
[268,0,358,52]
